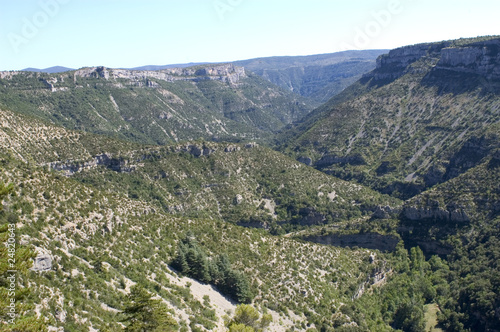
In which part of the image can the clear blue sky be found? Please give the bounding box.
[0,0,498,70]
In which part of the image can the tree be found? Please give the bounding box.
[392,299,425,332]
[172,236,212,283]
[122,285,177,332]
[221,269,253,304]
[172,237,254,303]
[228,323,255,332]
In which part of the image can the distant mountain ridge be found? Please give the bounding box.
[234,50,388,104]
[128,62,210,71]
[21,65,74,73]
[0,63,313,145]
[20,64,209,73]
[19,50,385,104]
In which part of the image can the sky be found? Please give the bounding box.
[0,0,499,71]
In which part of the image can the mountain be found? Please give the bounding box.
[0,64,313,145]
[233,50,387,104]
[276,36,500,331]
[0,108,399,233]
[282,36,500,199]
[0,106,427,332]
[1,37,499,332]
[21,66,75,73]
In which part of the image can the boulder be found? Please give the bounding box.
[32,254,52,272]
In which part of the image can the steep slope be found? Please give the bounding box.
[234,50,387,104]
[400,153,500,254]
[282,36,500,199]
[0,108,400,234]
[0,64,312,145]
[0,107,434,332]
[399,154,500,331]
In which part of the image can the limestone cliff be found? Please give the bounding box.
[368,37,500,83]
[73,63,247,85]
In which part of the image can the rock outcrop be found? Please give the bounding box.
[367,37,500,83]
[372,205,401,219]
[402,200,470,223]
[46,153,136,176]
[31,254,53,272]
[45,143,247,176]
[73,64,246,86]
[436,39,500,81]
[303,232,400,252]
[315,153,366,167]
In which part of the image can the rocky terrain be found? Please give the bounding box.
[234,50,386,104]
[0,63,313,145]
[0,109,399,331]
[0,37,499,332]
[283,36,500,199]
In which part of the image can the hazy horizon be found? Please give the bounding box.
[1,0,499,71]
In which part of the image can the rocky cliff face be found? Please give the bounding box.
[46,153,136,176]
[302,232,400,252]
[44,142,253,176]
[436,39,500,80]
[369,37,500,83]
[73,64,247,85]
[0,62,312,144]
[287,36,500,201]
[402,201,470,223]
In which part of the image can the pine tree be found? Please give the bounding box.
[122,285,177,332]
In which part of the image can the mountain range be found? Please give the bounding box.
[1,36,499,331]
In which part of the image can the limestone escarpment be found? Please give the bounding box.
[368,37,500,83]
[302,232,400,252]
[436,39,500,80]
[73,63,247,85]
[0,62,312,144]
[286,36,500,202]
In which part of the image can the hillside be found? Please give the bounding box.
[0,64,312,145]
[0,108,400,234]
[1,36,499,332]
[275,36,500,331]
[282,36,500,199]
[399,153,500,331]
[234,50,387,104]
[0,107,440,332]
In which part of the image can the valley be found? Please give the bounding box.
[0,37,499,331]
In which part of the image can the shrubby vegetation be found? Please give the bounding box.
[0,36,499,331]
[225,304,272,332]
[0,182,47,331]
[439,219,500,331]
